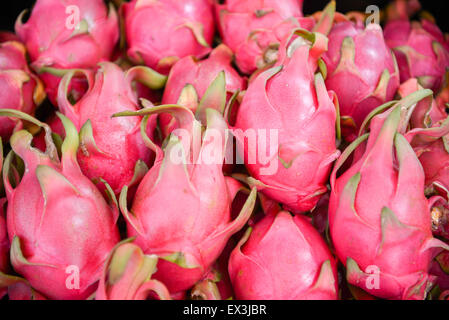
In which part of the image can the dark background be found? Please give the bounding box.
[0,1,448,31]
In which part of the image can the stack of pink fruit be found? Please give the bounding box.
[0,0,448,300]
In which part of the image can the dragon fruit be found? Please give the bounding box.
[329,91,449,300]
[229,210,338,300]
[0,274,48,300]
[15,0,119,104]
[0,109,120,300]
[113,78,257,294]
[57,62,166,194]
[160,44,246,138]
[384,0,449,92]
[96,240,171,300]
[0,139,9,299]
[0,38,45,141]
[323,15,400,141]
[233,29,340,214]
[430,251,449,295]
[397,79,449,198]
[216,0,317,74]
[122,0,214,75]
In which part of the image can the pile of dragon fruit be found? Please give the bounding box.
[0,0,449,301]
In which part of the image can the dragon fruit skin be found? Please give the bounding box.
[229,211,338,300]
[233,30,340,214]
[1,110,120,300]
[15,0,119,105]
[160,44,246,138]
[0,39,45,141]
[216,0,314,74]
[0,199,7,275]
[397,79,449,198]
[96,240,171,300]
[57,62,165,195]
[114,100,257,294]
[430,251,449,295]
[323,22,400,142]
[384,7,449,92]
[0,140,9,299]
[329,93,449,300]
[122,0,214,75]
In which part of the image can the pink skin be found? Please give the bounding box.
[2,112,120,300]
[0,40,45,141]
[216,0,312,74]
[233,31,339,214]
[57,62,158,195]
[430,251,449,293]
[122,0,214,75]
[398,79,449,199]
[229,211,338,300]
[116,104,256,295]
[384,16,449,92]
[323,22,400,142]
[329,98,449,300]
[0,196,7,299]
[0,199,7,275]
[160,44,246,138]
[7,281,47,300]
[96,241,171,300]
[15,0,119,105]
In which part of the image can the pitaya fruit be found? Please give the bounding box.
[96,240,171,300]
[0,38,45,141]
[329,91,449,300]
[0,109,120,300]
[15,0,119,104]
[0,139,9,299]
[228,210,338,300]
[233,29,340,214]
[430,251,449,295]
[384,0,449,92]
[113,79,257,295]
[0,274,48,300]
[216,0,317,74]
[57,62,166,194]
[160,44,246,138]
[191,236,237,300]
[322,14,400,141]
[397,78,449,198]
[122,0,215,75]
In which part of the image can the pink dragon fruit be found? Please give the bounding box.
[384,0,449,92]
[96,240,171,300]
[397,79,449,198]
[57,62,166,194]
[329,91,449,300]
[0,109,120,300]
[0,139,9,299]
[233,29,340,214]
[216,0,317,74]
[113,79,257,294]
[15,0,119,104]
[0,274,48,300]
[122,0,215,75]
[430,251,449,295]
[0,38,45,141]
[191,236,237,300]
[160,44,246,138]
[322,15,400,141]
[0,198,7,275]
[228,210,338,300]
